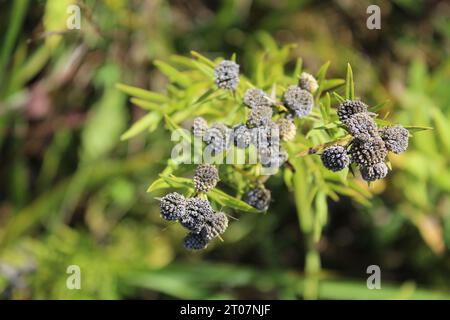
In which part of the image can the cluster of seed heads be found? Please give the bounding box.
[244,187,271,212]
[158,164,228,250]
[320,99,409,182]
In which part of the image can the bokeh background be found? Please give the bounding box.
[0,0,449,299]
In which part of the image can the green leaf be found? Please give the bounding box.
[403,125,434,133]
[369,100,389,113]
[190,50,216,68]
[209,188,260,213]
[321,79,345,92]
[345,63,355,100]
[120,112,161,141]
[116,83,169,103]
[154,60,191,87]
[130,98,165,111]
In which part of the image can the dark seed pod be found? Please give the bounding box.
[192,117,208,138]
[193,164,219,193]
[180,197,214,233]
[232,124,251,149]
[380,125,409,154]
[247,105,273,127]
[204,123,231,154]
[277,118,296,141]
[283,85,313,118]
[244,187,271,212]
[214,60,240,90]
[337,100,368,122]
[243,88,271,108]
[201,211,229,241]
[298,72,318,93]
[349,138,388,167]
[361,162,389,182]
[345,113,378,141]
[321,145,350,172]
[183,232,209,250]
[159,192,186,221]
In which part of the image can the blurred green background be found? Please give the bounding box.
[0,0,449,299]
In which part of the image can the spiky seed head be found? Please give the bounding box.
[180,197,214,233]
[349,137,388,167]
[203,123,231,154]
[299,72,319,93]
[337,100,368,122]
[283,85,314,118]
[361,162,389,182]
[193,164,219,193]
[380,125,409,154]
[183,232,209,250]
[277,118,296,141]
[345,112,378,140]
[214,60,240,90]
[232,124,251,149]
[321,145,350,172]
[259,147,288,168]
[243,88,271,108]
[192,117,208,138]
[244,187,271,212]
[159,192,186,221]
[201,211,229,241]
[247,105,273,127]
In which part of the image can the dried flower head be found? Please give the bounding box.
[247,105,273,128]
[345,112,378,140]
[193,164,219,193]
[159,192,186,221]
[349,137,388,167]
[277,118,296,141]
[180,197,214,233]
[360,162,389,182]
[321,145,350,172]
[201,211,229,241]
[243,88,271,108]
[192,117,208,138]
[299,72,318,93]
[214,60,240,90]
[183,232,209,250]
[204,123,231,154]
[244,187,271,212]
[283,85,314,118]
[337,100,368,122]
[380,125,409,154]
[232,124,251,149]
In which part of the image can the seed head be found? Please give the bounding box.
[201,211,229,241]
[192,117,208,138]
[183,232,209,250]
[247,105,273,127]
[349,138,388,167]
[277,118,296,141]
[243,88,271,108]
[159,192,186,221]
[193,164,219,193]
[214,60,240,90]
[345,113,378,140]
[204,123,231,154]
[244,187,271,212]
[321,145,350,172]
[337,100,368,122]
[259,147,288,168]
[232,124,251,149]
[250,122,279,150]
[380,125,409,154]
[283,85,314,118]
[180,197,214,233]
[299,72,319,93]
[361,162,389,182]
